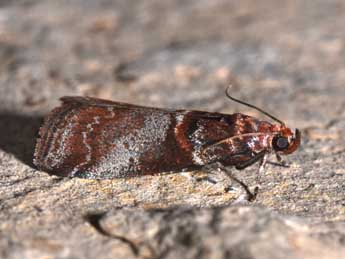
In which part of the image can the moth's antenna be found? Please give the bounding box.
[225,85,285,126]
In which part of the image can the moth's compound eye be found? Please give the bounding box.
[273,136,289,151]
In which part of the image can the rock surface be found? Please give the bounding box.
[0,1,345,258]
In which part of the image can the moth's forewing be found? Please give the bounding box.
[34,97,271,179]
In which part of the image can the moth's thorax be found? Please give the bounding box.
[198,114,301,166]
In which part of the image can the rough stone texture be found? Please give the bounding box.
[0,1,345,258]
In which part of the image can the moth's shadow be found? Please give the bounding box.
[0,112,43,167]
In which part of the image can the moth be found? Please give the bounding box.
[34,87,300,196]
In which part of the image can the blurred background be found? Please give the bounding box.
[1,1,345,258]
[1,0,344,124]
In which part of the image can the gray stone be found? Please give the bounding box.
[0,0,345,258]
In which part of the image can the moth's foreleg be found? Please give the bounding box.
[275,153,290,167]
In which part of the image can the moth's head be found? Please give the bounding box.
[224,85,301,155]
[272,126,301,155]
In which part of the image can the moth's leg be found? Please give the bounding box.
[203,162,258,202]
[235,150,267,170]
[275,153,290,167]
[255,153,269,187]
[232,150,268,195]
[221,165,258,202]
[258,153,268,174]
[200,162,232,189]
